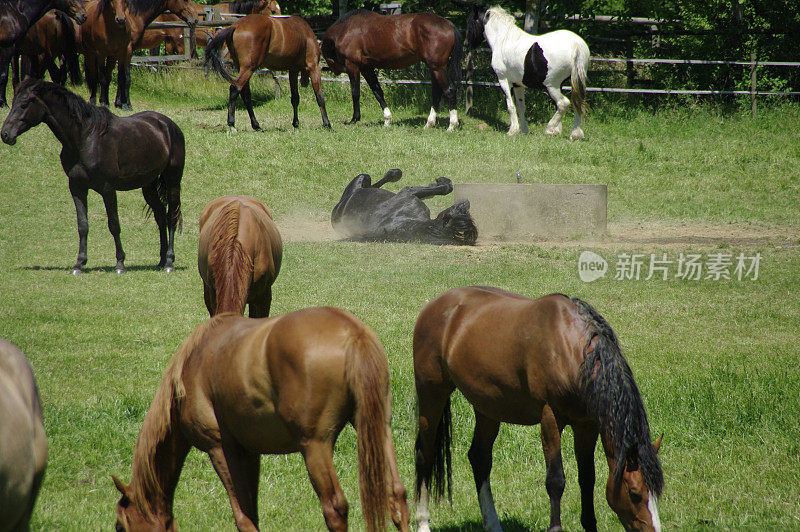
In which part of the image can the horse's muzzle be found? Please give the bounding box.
[1,130,17,146]
[74,13,88,24]
[115,16,126,25]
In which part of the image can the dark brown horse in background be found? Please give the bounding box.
[113,309,410,531]
[0,339,48,531]
[11,10,81,86]
[321,10,462,131]
[1,80,185,273]
[205,13,330,131]
[0,0,86,106]
[198,195,283,318]
[413,287,664,532]
[78,0,198,109]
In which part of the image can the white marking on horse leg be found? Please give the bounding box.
[513,86,528,134]
[415,480,432,532]
[478,481,503,532]
[447,109,458,132]
[545,85,569,136]
[228,126,238,134]
[383,107,392,127]
[498,78,519,136]
[424,106,437,129]
[648,496,662,532]
[569,105,585,141]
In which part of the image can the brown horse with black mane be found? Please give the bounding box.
[113,309,410,531]
[413,287,664,532]
[198,195,282,318]
[205,13,330,131]
[11,9,81,87]
[78,0,198,109]
[321,10,462,131]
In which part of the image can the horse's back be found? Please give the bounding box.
[232,14,316,68]
[414,287,588,424]
[0,339,47,530]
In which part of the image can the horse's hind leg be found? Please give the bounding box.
[428,67,458,132]
[289,69,300,128]
[545,85,570,136]
[309,66,331,128]
[345,62,361,124]
[541,405,566,532]
[401,177,453,200]
[142,183,169,270]
[425,72,442,130]
[302,439,349,531]
[573,421,599,532]
[468,411,502,532]
[208,442,261,531]
[68,179,89,274]
[239,80,260,131]
[513,85,528,134]
[101,190,126,273]
[361,68,391,127]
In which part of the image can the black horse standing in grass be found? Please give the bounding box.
[0,0,87,107]
[1,79,184,274]
[331,169,478,245]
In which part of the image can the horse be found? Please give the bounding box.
[413,287,664,532]
[0,339,48,531]
[332,169,478,245]
[11,9,81,87]
[321,10,463,131]
[77,0,198,110]
[112,309,410,532]
[198,195,283,318]
[0,0,86,106]
[466,5,589,140]
[1,79,184,274]
[204,13,331,131]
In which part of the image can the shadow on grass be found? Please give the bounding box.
[434,517,531,531]
[191,91,276,112]
[21,265,189,273]
[462,110,509,133]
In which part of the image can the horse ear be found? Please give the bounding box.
[112,474,129,496]
[653,434,663,454]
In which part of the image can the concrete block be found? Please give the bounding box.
[453,183,607,241]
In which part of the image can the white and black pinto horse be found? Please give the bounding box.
[467,5,590,140]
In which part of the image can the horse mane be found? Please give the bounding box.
[208,201,253,315]
[573,297,664,497]
[229,0,262,14]
[485,5,518,28]
[332,8,372,25]
[121,0,167,16]
[23,79,111,133]
[97,0,112,14]
[128,317,224,514]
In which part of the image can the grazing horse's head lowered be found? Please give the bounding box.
[57,0,89,24]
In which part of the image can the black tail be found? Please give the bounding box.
[444,22,463,105]
[204,26,237,83]
[56,11,82,85]
[574,298,664,497]
[414,397,452,502]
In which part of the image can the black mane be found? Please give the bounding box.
[573,297,664,497]
[332,8,372,25]
[107,0,167,16]
[24,79,111,133]
[228,0,263,14]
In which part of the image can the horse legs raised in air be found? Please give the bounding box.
[401,177,453,199]
[540,405,566,532]
[468,412,503,532]
[361,68,391,127]
[302,439,350,531]
[208,441,261,532]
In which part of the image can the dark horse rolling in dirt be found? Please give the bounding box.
[321,10,462,131]
[0,0,87,107]
[1,80,184,274]
[413,287,664,532]
[331,169,477,245]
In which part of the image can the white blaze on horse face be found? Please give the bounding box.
[383,107,392,126]
[478,481,503,532]
[425,107,437,129]
[415,480,431,532]
[648,496,662,532]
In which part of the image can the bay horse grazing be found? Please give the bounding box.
[0,339,47,531]
[1,80,184,274]
[112,309,410,531]
[12,10,82,87]
[0,0,86,106]
[321,10,462,131]
[198,195,283,318]
[466,5,589,140]
[332,169,478,245]
[204,14,331,131]
[414,287,664,532]
[78,0,198,110]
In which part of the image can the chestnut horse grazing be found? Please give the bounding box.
[198,195,283,318]
[413,287,664,532]
[113,309,410,532]
[1,80,184,274]
[321,10,462,131]
[0,0,86,106]
[205,14,331,131]
[0,339,47,531]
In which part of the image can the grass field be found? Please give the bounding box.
[1,69,799,530]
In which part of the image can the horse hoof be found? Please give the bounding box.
[70,268,82,275]
[228,126,238,134]
[163,266,174,274]
[115,267,125,274]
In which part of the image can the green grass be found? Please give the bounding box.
[0,69,799,530]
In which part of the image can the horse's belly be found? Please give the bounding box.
[227,409,300,454]
[459,387,545,426]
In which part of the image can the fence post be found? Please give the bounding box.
[750,51,757,117]
[465,48,474,115]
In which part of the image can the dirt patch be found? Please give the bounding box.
[276,212,338,243]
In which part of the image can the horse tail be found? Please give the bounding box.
[152,119,184,233]
[345,326,391,532]
[445,21,463,104]
[414,396,452,502]
[56,10,82,85]
[570,37,590,117]
[209,200,253,315]
[204,25,237,83]
[573,298,664,498]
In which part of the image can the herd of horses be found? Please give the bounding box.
[0,2,665,531]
